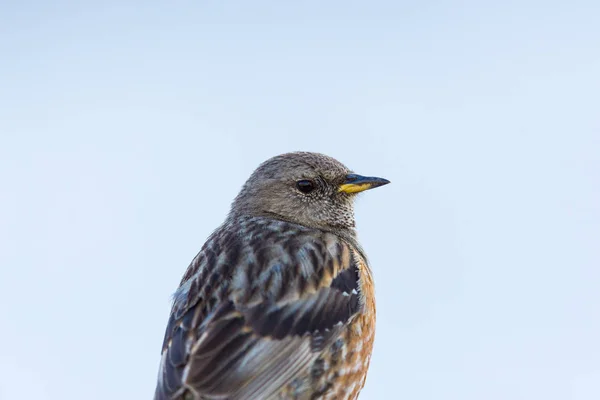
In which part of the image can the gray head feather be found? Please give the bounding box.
[229,152,357,231]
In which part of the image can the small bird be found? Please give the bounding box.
[154,152,389,400]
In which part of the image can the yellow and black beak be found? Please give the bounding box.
[338,174,390,194]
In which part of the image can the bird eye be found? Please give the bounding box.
[296,179,315,194]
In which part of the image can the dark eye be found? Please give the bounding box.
[296,179,315,194]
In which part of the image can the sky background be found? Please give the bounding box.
[1,1,599,399]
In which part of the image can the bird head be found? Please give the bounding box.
[230,152,389,231]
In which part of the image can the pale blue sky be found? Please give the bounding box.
[1,1,599,399]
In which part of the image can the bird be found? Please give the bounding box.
[154,152,389,400]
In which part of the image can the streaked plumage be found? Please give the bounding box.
[154,152,388,400]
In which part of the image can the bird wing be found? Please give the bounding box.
[154,222,363,400]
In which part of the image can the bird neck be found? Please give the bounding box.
[226,209,359,239]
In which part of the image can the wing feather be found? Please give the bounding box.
[154,219,362,400]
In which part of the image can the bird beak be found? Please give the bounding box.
[338,174,390,194]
